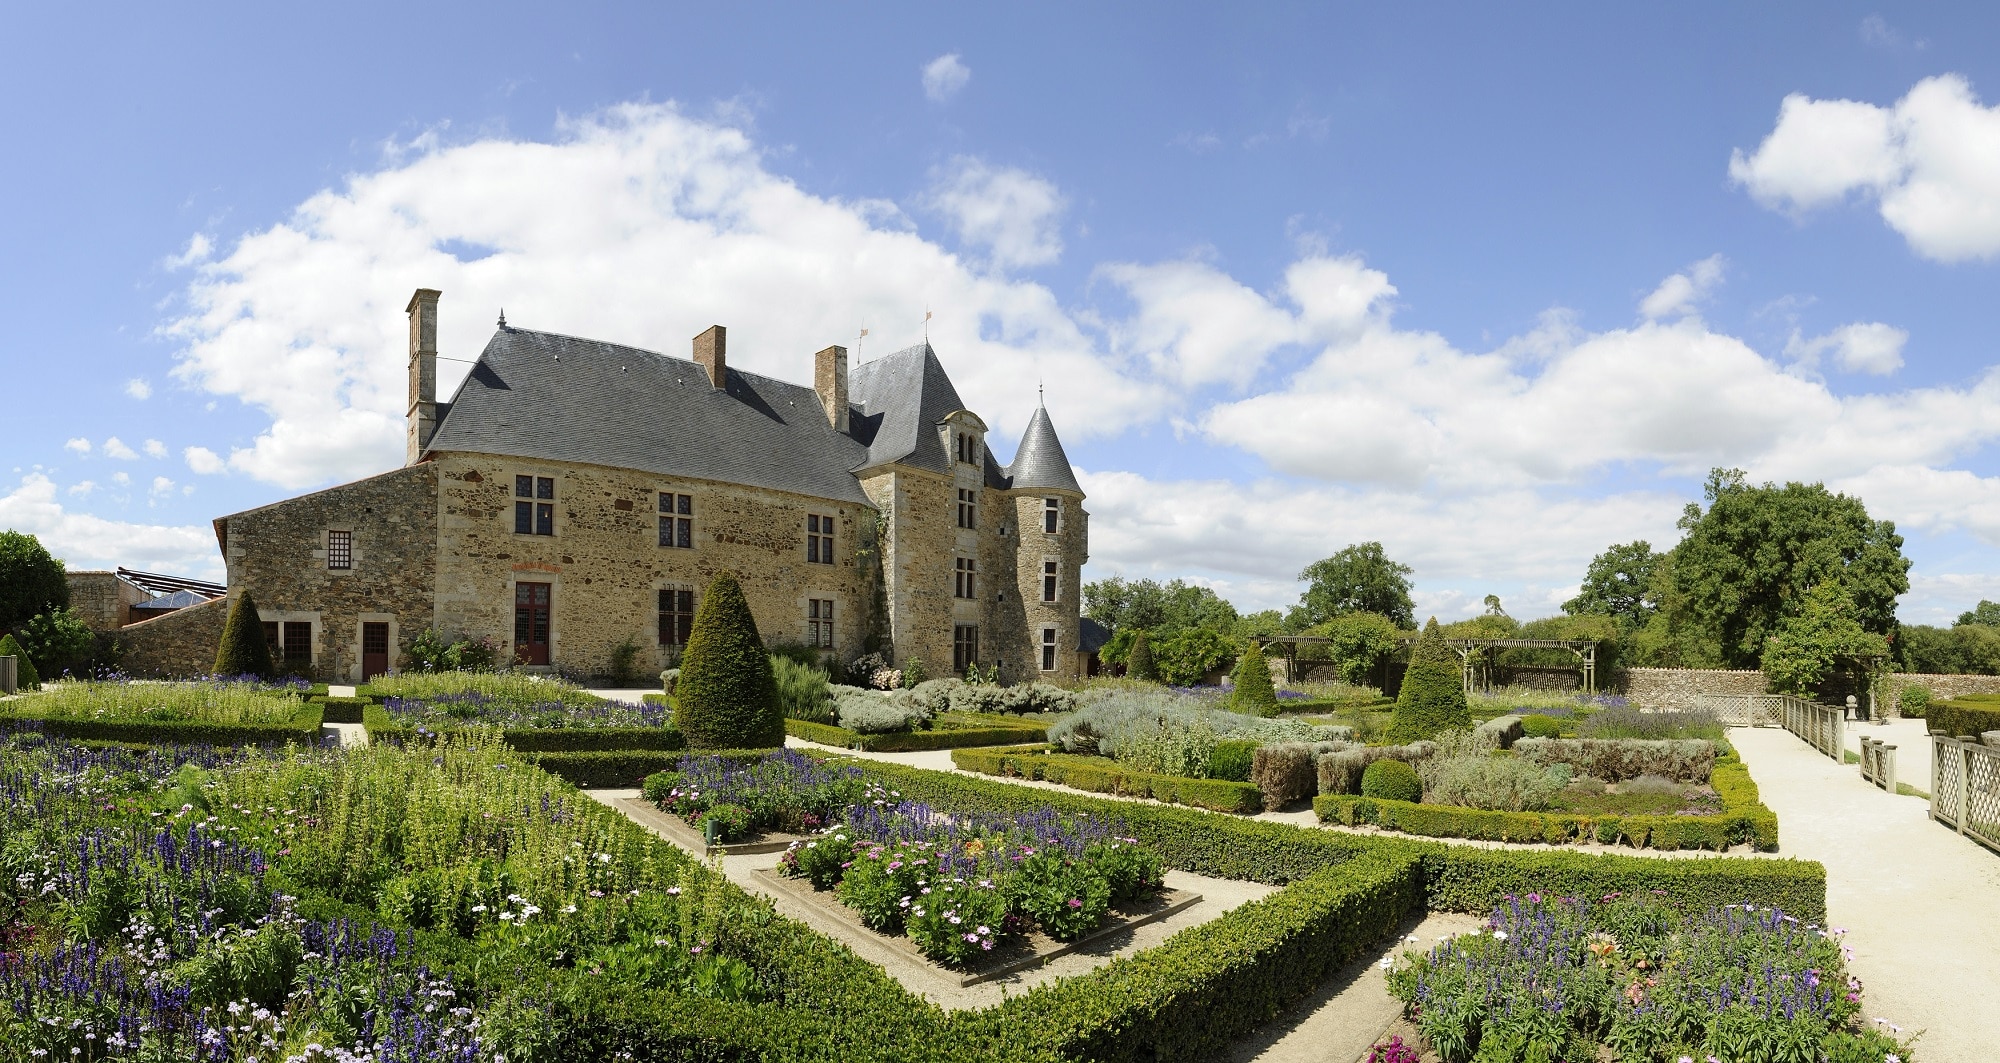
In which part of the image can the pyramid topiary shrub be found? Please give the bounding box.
[1126,630,1158,682]
[1229,642,1279,716]
[1390,617,1469,743]
[674,573,782,749]
[0,632,40,690]
[214,593,275,679]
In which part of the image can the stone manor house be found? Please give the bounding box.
[125,289,1091,684]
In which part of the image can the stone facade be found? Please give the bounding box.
[118,596,229,677]
[218,464,439,682]
[65,571,150,631]
[432,452,876,677]
[1620,668,1769,712]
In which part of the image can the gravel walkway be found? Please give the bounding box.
[1731,725,2000,1061]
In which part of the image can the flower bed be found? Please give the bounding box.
[0,677,323,745]
[1384,892,1917,1062]
[952,743,1265,813]
[642,748,867,840]
[786,711,1050,752]
[363,682,684,752]
[779,788,1164,965]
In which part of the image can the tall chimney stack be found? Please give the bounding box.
[815,345,849,432]
[693,325,727,388]
[406,288,441,465]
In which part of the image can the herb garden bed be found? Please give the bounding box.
[786,712,1049,752]
[359,672,684,752]
[618,795,807,855]
[0,677,326,745]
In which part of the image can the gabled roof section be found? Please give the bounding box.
[1006,404,1083,495]
[846,342,966,475]
[426,328,875,507]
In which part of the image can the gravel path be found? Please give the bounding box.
[1731,725,2000,1061]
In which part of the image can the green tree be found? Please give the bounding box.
[1958,600,2000,627]
[1234,609,1288,638]
[1125,630,1158,681]
[0,530,69,633]
[1081,576,1240,636]
[1151,628,1236,687]
[1563,540,1661,627]
[1760,581,1891,695]
[214,593,275,679]
[17,609,95,680]
[1308,611,1405,685]
[1625,551,1723,668]
[1228,642,1278,715]
[1898,622,2000,676]
[1295,542,1415,628]
[1671,468,1909,668]
[0,633,40,689]
[1390,618,1469,742]
[674,573,782,749]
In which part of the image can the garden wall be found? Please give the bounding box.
[1621,668,1767,711]
[1883,673,2000,715]
[117,595,228,677]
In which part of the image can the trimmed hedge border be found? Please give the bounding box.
[952,744,1264,814]
[1313,752,1779,852]
[311,695,368,724]
[531,747,782,789]
[361,703,686,753]
[784,717,1048,752]
[0,705,325,746]
[1279,695,1394,714]
[1928,698,2000,739]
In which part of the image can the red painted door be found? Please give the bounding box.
[361,622,390,680]
[514,583,552,665]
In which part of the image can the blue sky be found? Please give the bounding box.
[6,3,2000,623]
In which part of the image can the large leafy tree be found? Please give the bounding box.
[1294,542,1415,628]
[1081,576,1240,636]
[1671,469,1909,668]
[0,530,69,633]
[1895,622,2000,676]
[1957,600,2000,627]
[1305,611,1405,685]
[1761,581,1890,695]
[1563,541,1662,627]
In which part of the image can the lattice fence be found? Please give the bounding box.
[1687,693,1784,727]
[1858,735,1897,792]
[1931,736,2000,857]
[1772,694,1844,760]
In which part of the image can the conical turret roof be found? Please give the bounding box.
[1006,404,1082,495]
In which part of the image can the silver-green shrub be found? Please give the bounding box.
[1048,689,1346,774]
[1513,737,1716,783]
[833,686,931,734]
[1315,741,1435,795]
[1473,713,1525,750]
[1417,731,1568,812]
[1123,719,1219,778]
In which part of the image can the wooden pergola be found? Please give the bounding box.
[1252,635,1602,694]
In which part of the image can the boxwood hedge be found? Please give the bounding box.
[951,744,1264,814]
[1927,697,2000,739]
[784,716,1048,752]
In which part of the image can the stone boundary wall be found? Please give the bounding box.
[1622,668,1768,712]
[1884,673,2000,716]
[118,596,228,677]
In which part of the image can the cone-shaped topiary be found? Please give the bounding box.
[214,592,275,679]
[1126,630,1158,682]
[1389,617,1469,742]
[1229,642,1279,716]
[0,632,40,690]
[674,572,783,749]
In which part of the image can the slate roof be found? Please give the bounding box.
[847,343,965,475]
[1077,616,1112,655]
[426,328,874,507]
[1006,404,1083,494]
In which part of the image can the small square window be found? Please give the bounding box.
[515,475,534,498]
[807,514,834,563]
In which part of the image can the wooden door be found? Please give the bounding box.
[514,583,552,665]
[361,622,390,680]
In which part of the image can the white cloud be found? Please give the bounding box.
[142,439,168,459]
[923,157,1066,270]
[111,472,130,486]
[67,480,94,497]
[1785,321,1908,375]
[184,446,226,475]
[63,438,91,455]
[1097,258,1300,389]
[161,103,1165,490]
[163,233,213,270]
[1638,254,1725,320]
[102,437,139,460]
[125,378,153,400]
[149,476,176,497]
[921,53,970,103]
[1732,75,2000,262]
[0,474,218,578]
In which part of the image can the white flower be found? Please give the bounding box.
[1492,930,1508,941]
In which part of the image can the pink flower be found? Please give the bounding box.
[1067,898,1082,909]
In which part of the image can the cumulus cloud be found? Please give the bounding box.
[923,157,1066,269]
[1638,254,1725,320]
[67,480,94,497]
[163,233,212,270]
[161,103,1165,490]
[142,439,168,459]
[1785,322,1908,375]
[1731,75,2000,261]
[64,438,91,455]
[184,446,226,475]
[102,437,139,460]
[922,53,970,103]
[0,474,218,578]
[125,378,152,400]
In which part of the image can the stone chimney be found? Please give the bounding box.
[815,345,849,432]
[406,288,441,465]
[693,325,727,388]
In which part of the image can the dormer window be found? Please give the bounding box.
[954,431,983,466]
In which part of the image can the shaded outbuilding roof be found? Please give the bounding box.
[1077,616,1112,655]
[427,328,874,507]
